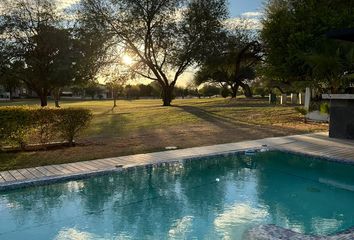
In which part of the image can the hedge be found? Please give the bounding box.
[0,106,92,149]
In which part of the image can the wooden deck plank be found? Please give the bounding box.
[0,171,16,182]
[0,175,6,183]
[93,159,116,167]
[74,162,97,171]
[26,168,46,178]
[35,167,55,177]
[98,158,125,166]
[85,161,107,169]
[63,164,82,173]
[57,164,78,174]
[94,160,116,168]
[66,163,90,172]
[43,166,64,176]
[51,165,73,175]
[17,169,36,180]
[8,170,26,181]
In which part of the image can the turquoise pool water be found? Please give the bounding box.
[1,151,354,239]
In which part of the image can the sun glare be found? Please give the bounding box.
[122,55,133,65]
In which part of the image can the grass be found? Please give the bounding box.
[0,97,328,171]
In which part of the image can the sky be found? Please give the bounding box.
[229,0,264,17]
[225,0,265,30]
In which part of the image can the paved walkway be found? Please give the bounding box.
[1,132,354,189]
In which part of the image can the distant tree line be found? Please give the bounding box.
[71,82,231,100]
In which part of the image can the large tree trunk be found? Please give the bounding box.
[39,92,48,107]
[161,85,173,106]
[40,95,47,107]
[230,84,240,98]
[240,82,253,98]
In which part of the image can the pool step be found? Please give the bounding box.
[244,224,354,240]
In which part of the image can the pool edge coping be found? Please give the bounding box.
[1,132,354,191]
[0,147,260,191]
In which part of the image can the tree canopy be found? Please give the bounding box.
[79,0,228,106]
[261,0,354,93]
[195,23,262,98]
[0,0,107,106]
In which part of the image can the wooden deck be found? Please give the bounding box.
[1,132,354,189]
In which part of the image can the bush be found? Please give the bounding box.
[55,108,92,146]
[0,106,34,149]
[199,85,220,97]
[320,102,330,114]
[32,108,58,144]
[294,107,308,115]
[0,106,92,149]
[253,87,267,97]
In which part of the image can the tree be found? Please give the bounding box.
[79,0,227,106]
[261,0,354,93]
[195,27,262,98]
[105,70,129,107]
[1,0,65,106]
[0,0,108,106]
[138,84,154,98]
[125,85,141,99]
[186,81,201,98]
[0,61,21,101]
[84,80,102,99]
[199,84,220,98]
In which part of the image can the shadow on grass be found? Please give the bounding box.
[174,105,311,136]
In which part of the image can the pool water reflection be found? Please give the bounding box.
[1,151,354,239]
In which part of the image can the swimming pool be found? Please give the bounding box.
[0,151,354,239]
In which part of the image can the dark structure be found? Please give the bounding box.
[327,28,354,42]
[323,95,354,139]
[324,28,354,139]
[323,28,354,139]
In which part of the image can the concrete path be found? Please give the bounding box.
[1,132,354,189]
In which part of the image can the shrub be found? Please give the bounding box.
[320,102,330,114]
[0,106,35,149]
[253,87,267,97]
[199,85,220,97]
[32,108,58,144]
[294,107,308,115]
[0,106,92,149]
[54,108,93,146]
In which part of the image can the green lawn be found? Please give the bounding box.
[0,97,328,171]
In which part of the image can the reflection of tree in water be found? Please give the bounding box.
[1,153,266,238]
[109,155,255,238]
[1,182,70,226]
[254,151,354,235]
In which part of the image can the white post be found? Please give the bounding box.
[299,93,305,105]
[304,87,311,110]
[291,93,298,104]
[280,94,287,105]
